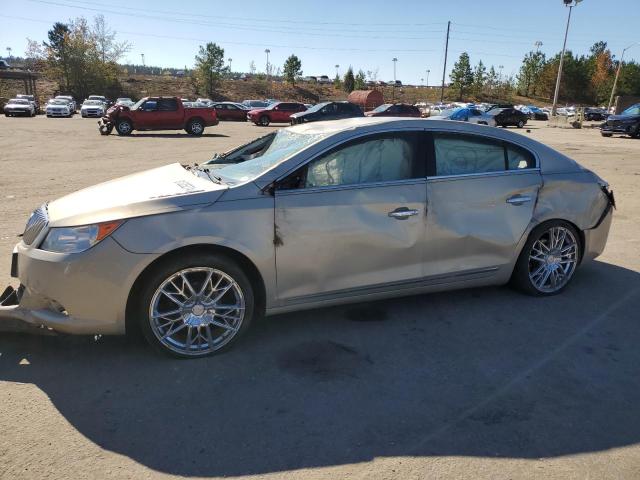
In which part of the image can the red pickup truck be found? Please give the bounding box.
[247,102,307,126]
[98,97,218,136]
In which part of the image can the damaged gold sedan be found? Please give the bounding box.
[0,118,615,357]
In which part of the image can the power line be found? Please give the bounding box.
[0,14,438,54]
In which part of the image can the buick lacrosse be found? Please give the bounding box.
[0,118,614,357]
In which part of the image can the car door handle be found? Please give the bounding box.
[506,195,532,205]
[388,208,419,219]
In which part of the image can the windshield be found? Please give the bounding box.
[8,100,28,104]
[83,100,102,106]
[214,129,327,184]
[49,99,68,105]
[130,98,146,110]
[622,104,640,116]
[372,104,391,113]
[306,102,330,113]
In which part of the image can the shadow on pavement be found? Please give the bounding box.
[1,260,639,477]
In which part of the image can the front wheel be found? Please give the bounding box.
[517,120,525,128]
[601,132,613,137]
[259,115,270,126]
[511,221,581,296]
[135,252,255,358]
[116,119,133,135]
[186,119,205,136]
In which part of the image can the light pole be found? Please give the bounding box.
[335,64,340,78]
[498,65,504,82]
[534,40,543,53]
[607,42,638,113]
[141,53,145,66]
[264,49,270,79]
[392,58,398,83]
[228,57,232,73]
[552,0,583,116]
[426,69,430,87]
[6,47,12,60]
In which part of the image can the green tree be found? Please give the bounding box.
[517,50,546,97]
[486,65,498,92]
[194,42,226,97]
[283,54,302,85]
[354,69,366,90]
[472,60,486,96]
[43,22,71,91]
[450,52,473,100]
[343,66,355,93]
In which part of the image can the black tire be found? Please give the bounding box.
[259,115,270,126]
[186,118,205,136]
[601,132,613,137]
[517,120,525,128]
[134,252,255,358]
[116,119,133,136]
[511,220,581,296]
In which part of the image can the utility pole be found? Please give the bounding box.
[228,57,232,73]
[608,42,638,113]
[141,53,145,66]
[552,0,582,116]
[426,69,430,88]
[440,21,450,103]
[6,47,12,60]
[335,64,340,78]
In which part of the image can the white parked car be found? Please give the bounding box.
[115,98,134,107]
[317,75,332,84]
[3,98,36,117]
[46,99,72,118]
[55,95,76,113]
[80,100,106,118]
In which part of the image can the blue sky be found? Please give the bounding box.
[1,0,638,84]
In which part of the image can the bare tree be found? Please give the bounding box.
[92,14,130,63]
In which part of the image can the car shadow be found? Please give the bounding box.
[126,133,230,138]
[1,260,639,477]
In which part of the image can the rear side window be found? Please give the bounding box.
[506,144,536,170]
[158,99,178,111]
[432,133,535,176]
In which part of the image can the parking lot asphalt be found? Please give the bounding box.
[1,116,639,479]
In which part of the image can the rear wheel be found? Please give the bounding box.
[601,132,613,137]
[259,115,270,126]
[135,252,254,358]
[517,120,525,128]
[187,118,205,136]
[511,221,580,296]
[116,119,133,135]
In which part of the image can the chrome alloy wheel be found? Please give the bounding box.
[149,267,245,356]
[528,226,578,293]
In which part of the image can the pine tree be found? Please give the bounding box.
[283,54,302,86]
[473,60,486,97]
[450,52,473,100]
[343,66,355,93]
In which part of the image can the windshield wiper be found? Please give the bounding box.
[193,164,224,184]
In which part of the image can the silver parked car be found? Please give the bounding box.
[3,98,36,117]
[80,99,106,118]
[0,118,615,358]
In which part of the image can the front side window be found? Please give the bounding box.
[141,100,158,111]
[622,104,640,116]
[304,133,423,188]
[433,133,535,176]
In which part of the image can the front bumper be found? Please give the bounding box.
[601,123,638,135]
[0,236,159,335]
[47,110,70,117]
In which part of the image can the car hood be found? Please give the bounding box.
[247,108,268,115]
[47,163,227,227]
[607,113,640,122]
[5,104,30,109]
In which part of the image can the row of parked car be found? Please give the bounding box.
[2,93,136,118]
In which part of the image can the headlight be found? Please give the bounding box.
[40,220,123,253]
